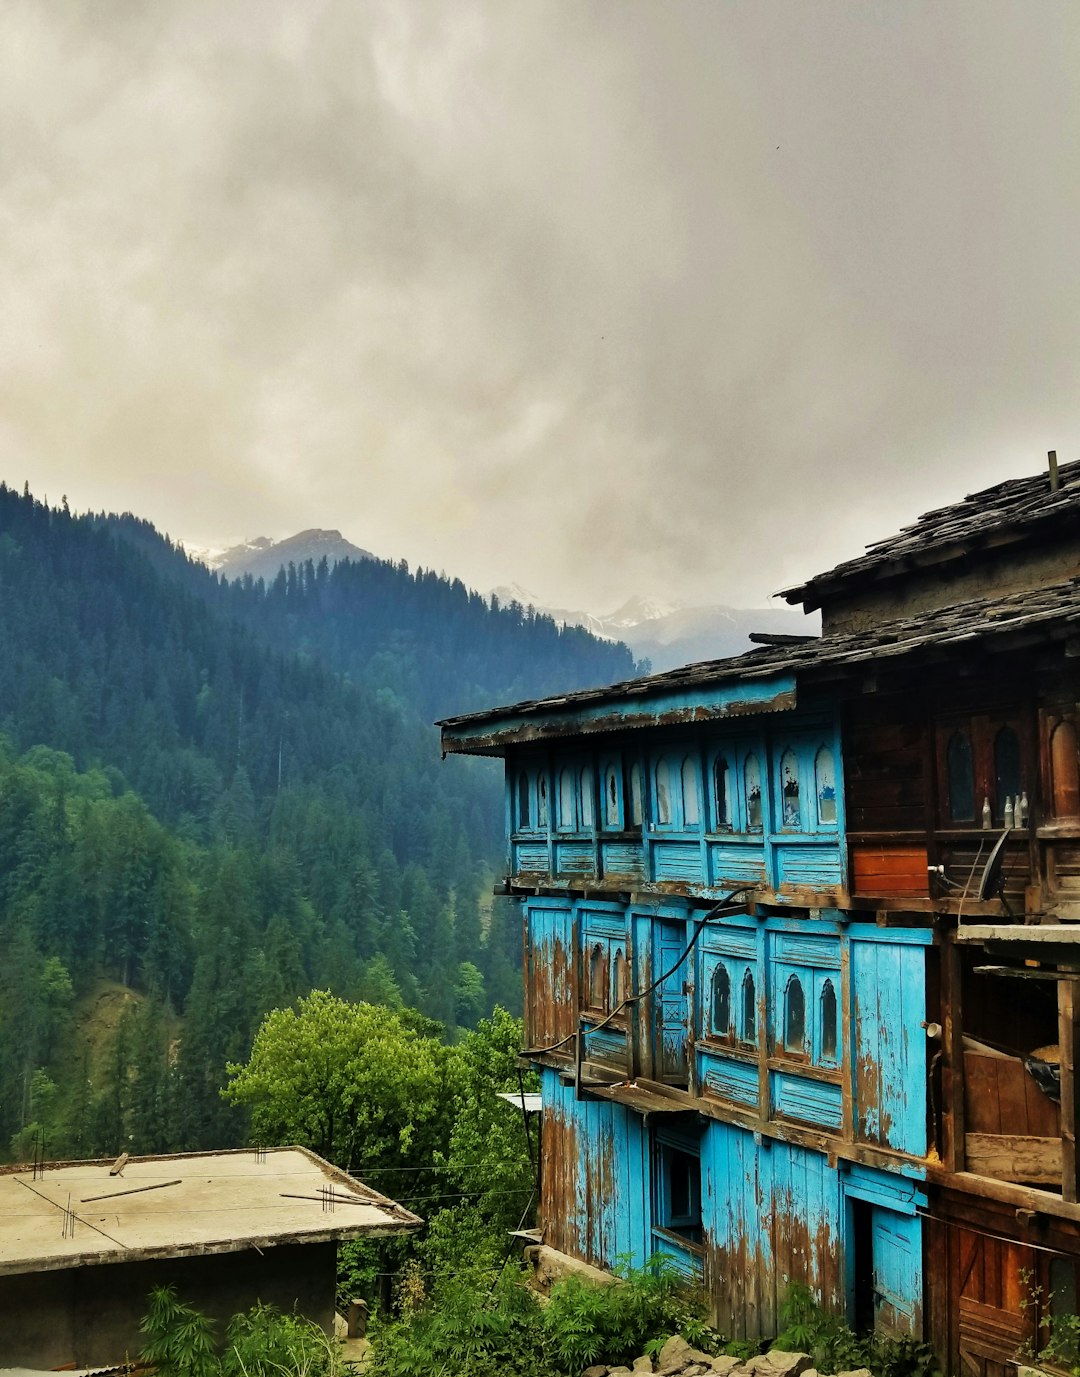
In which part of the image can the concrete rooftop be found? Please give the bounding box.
[0,1147,420,1276]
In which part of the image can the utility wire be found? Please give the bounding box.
[522,888,753,1057]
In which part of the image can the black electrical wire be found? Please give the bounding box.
[521,886,753,1058]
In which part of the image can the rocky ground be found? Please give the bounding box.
[581,1336,873,1377]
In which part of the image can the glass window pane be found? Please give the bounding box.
[537,775,548,827]
[821,980,838,1060]
[745,754,763,831]
[714,756,731,829]
[517,773,530,829]
[668,1149,693,1220]
[947,731,974,821]
[682,757,700,826]
[784,976,806,1053]
[816,747,837,825]
[780,749,801,829]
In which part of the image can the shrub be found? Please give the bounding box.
[366,1254,720,1377]
[139,1288,342,1377]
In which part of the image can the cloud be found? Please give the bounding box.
[1,0,1078,608]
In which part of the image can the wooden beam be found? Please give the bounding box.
[964,1133,1061,1185]
[1060,979,1079,1201]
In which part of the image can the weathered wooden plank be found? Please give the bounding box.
[1060,978,1079,1201]
[964,1052,1003,1133]
[942,936,966,1172]
[964,1132,1062,1184]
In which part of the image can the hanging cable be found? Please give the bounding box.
[521,886,753,1058]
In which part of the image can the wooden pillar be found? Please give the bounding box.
[1059,977,1079,1202]
[941,934,966,1173]
[840,931,854,1141]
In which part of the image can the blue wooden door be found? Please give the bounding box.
[654,919,689,1084]
[871,1208,920,1337]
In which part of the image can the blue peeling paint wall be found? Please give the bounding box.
[539,1067,652,1272]
[530,900,930,1339]
[505,709,846,901]
[538,1063,926,1340]
[849,929,929,1155]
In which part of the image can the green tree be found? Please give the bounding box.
[221,992,449,1184]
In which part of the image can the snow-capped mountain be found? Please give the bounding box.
[189,530,375,584]
[490,586,818,673]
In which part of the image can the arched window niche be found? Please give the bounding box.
[612,948,629,1007]
[630,763,644,828]
[741,970,756,1044]
[589,943,607,1010]
[946,730,974,822]
[558,769,575,832]
[821,979,838,1061]
[604,766,620,829]
[780,749,801,829]
[815,747,837,826]
[784,975,806,1054]
[682,757,701,827]
[580,767,594,829]
[714,756,732,831]
[537,775,549,828]
[517,772,531,830]
[711,965,731,1039]
[745,753,763,832]
[1052,721,1080,819]
[655,757,674,826]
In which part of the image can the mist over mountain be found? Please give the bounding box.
[491,585,818,672]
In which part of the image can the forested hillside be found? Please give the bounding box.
[0,483,638,1159]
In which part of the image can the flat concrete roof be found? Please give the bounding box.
[0,1147,421,1276]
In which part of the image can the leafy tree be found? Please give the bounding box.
[221,992,450,1182]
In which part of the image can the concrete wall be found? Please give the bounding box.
[0,1241,337,1368]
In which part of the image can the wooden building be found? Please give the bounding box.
[439,455,1080,1374]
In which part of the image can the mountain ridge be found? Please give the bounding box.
[491,584,818,672]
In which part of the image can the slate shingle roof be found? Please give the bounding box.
[438,576,1080,736]
[781,457,1080,607]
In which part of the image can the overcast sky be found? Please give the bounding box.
[2,2,1078,611]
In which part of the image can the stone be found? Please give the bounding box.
[744,1352,812,1377]
[582,1367,609,1377]
[682,1366,710,1376]
[834,1370,874,1377]
[709,1359,744,1375]
[633,1360,655,1374]
[608,1369,633,1376]
[658,1336,695,1372]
